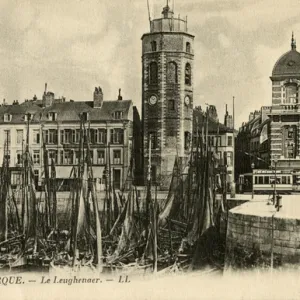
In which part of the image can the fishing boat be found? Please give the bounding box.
[50,114,103,275]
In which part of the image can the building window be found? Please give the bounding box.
[86,150,94,163]
[4,114,11,122]
[48,129,58,144]
[64,150,73,165]
[184,131,191,150]
[113,150,121,164]
[216,136,221,147]
[48,112,57,121]
[16,130,23,144]
[74,151,80,164]
[97,150,105,164]
[168,99,175,110]
[48,150,58,164]
[4,130,10,145]
[113,111,123,119]
[151,165,157,183]
[149,62,158,85]
[227,136,233,146]
[33,150,40,165]
[24,113,33,122]
[110,129,124,144]
[227,151,233,166]
[33,130,40,144]
[185,63,191,85]
[149,132,158,149]
[16,151,22,165]
[81,112,89,122]
[151,41,157,51]
[98,129,106,144]
[167,61,178,84]
[64,129,72,144]
[285,84,297,104]
[186,42,191,53]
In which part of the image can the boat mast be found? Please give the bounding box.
[85,122,103,272]
[0,130,9,241]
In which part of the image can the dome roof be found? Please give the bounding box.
[272,34,300,77]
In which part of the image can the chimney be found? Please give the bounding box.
[118,88,123,101]
[93,86,103,108]
[249,112,254,121]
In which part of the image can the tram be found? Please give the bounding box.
[238,169,297,194]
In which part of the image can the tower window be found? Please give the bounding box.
[149,132,158,149]
[185,63,191,85]
[184,131,191,150]
[186,42,191,53]
[151,41,157,51]
[167,62,178,84]
[149,62,158,85]
[168,99,175,110]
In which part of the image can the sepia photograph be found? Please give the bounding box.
[1,0,300,299]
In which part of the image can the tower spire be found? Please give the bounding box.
[291,32,296,50]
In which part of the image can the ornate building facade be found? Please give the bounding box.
[141,4,194,189]
[236,34,300,186]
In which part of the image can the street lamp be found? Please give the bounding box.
[251,162,255,199]
[273,157,278,205]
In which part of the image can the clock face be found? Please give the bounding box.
[149,95,157,105]
[184,96,190,106]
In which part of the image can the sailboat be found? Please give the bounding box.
[50,114,103,274]
[0,132,25,270]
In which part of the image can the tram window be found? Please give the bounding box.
[282,176,286,184]
[288,176,291,184]
[255,176,258,184]
[264,176,269,184]
[259,176,263,184]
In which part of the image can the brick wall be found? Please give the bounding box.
[225,211,300,269]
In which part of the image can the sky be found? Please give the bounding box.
[1,0,300,127]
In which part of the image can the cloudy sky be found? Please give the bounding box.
[1,0,300,127]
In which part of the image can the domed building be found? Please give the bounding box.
[268,33,300,181]
[235,34,300,190]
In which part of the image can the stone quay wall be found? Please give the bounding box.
[225,211,300,269]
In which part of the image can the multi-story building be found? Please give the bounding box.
[0,85,139,191]
[236,34,300,185]
[141,4,194,189]
[235,109,271,179]
[193,106,235,186]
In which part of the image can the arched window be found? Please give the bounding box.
[186,42,191,53]
[167,61,178,84]
[149,62,158,84]
[151,41,157,51]
[185,63,191,85]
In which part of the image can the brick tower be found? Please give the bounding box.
[141,3,194,189]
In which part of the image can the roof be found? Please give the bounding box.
[272,49,300,77]
[0,99,133,124]
[193,110,233,134]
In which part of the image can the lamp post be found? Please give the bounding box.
[273,157,278,205]
[251,162,255,199]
